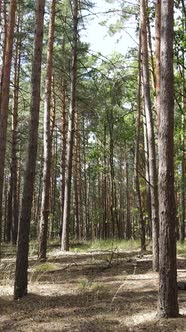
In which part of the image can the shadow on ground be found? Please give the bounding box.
[0,250,186,331]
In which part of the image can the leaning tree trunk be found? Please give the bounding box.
[0,0,16,245]
[140,0,159,271]
[61,0,78,251]
[158,0,179,318]
[14,0,45,300]
[38,0,56,261]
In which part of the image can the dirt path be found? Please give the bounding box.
[0,249,186,331]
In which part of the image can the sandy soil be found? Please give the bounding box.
[0,248,186,331]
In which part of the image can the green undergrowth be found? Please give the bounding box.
[77,277,106,294]
[0,243,16,258]
[29,238,60,256]
[9,238,141,256]
[177,241,186,255]
[71,239,141,253]
[32,262,59,272]
[29,262,61,283]
[1,239,186,261]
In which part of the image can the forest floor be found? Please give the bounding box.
[0,243,186,331]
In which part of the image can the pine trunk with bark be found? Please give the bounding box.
[180,5,186,243]
[0,1,8,109]
[0,0,16,242]
[158,0,179,318]
[60,75,67,238]
[140,0,159,271]
[14,0,45,300]
[135,29,146,252]
[8,12,22,244]
[125,149,132,239]
[38,0,56,261]
[155,0,161,128]
[61,0,78,251]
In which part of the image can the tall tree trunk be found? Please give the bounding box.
[82,117,89,239]
[14,0,45,300]
[0,1,8,109]
[135,28,146,252]
[155,0,161,128]
[108,110,115,237]
[73,113,80,240]
[102,123,107,239]
[38,0,56,261]
[180,6,186,243]
[108,108,120,238]
[61,0,78,251]
[180,111,185,242]
[158,0,179,318]
[125,149,132,240]
[9,12,22,244]
[143,109,152,238]
[60,75,67,238]
[146,2,156,90]
[0,0,16,243]
[6,178,12,242]
[3,175,8,242]
[140,0,159,271]
[50,130,58,238]
[33,151,43,238]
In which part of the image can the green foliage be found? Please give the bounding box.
[89,239,140,251]
[177,242,186,256]
[32,262,59,272]
[71,239,140,252]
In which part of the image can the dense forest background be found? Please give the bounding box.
[0,0,185,319]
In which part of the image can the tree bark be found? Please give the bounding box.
[9,11,22,244]
[73,113,80,240]
[125,149,132,239]
[0,0,16,243]
[38,0,56,261]
[0,1,8,110]
[158,0,179,318]
[60,75,67,238]
[146,1,156,90]
[155,0,161,129]
[14,0,45,300]
[180,112,185,242]
[180,5,186,243]
[61,0,78,251]
[135,26,146,252]
[140,0,159,271]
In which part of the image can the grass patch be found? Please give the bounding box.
[29,238,61,256]
[70,242,91,252]
[29,262,61,283]
[0,243,16,258]
[29,241,39,256]
[89,239,140,251]
[70,239,141,252]
[77,277,105,294]
[32,262,60,272]
[78,277,90,290]
[177,241,186,255]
